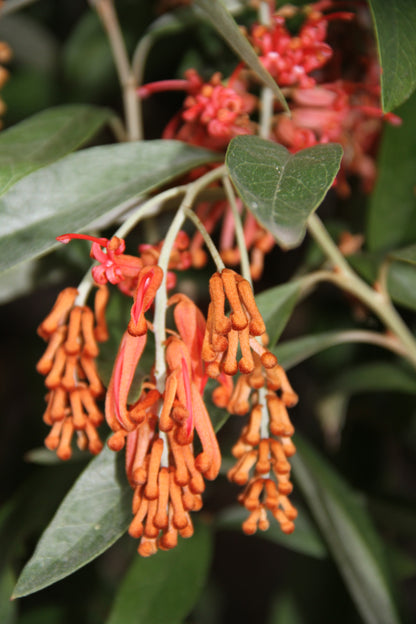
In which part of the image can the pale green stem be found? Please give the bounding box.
[153,164,227,388]
[222,174,251,283]
[93,0,141,140]
[259,386,270,441]
[306,213,416,370]
[183,207,225,272]
[131,33,154,140]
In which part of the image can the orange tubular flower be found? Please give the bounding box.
[202,269,277,378]
[106,292,221,556]
[37,286,109,460]
[227,350,299,535]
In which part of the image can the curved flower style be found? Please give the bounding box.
[36,286,109,459]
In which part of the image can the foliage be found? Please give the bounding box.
[1,1,416,623]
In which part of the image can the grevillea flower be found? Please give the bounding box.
[202,269,278,378]
[37,286,109,459]
[105,292,221,556]
[227,352,299,535]
[139,69,256,151]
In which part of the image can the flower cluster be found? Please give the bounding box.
[36,286,108,459]
[0,40,12,129]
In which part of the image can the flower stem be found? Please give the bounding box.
[307,213,416,370]
[92,0,141,140]
[222,174,251,283]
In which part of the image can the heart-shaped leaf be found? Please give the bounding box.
[194,0,288,112]
[292,436,401,624]
[226,136,342,249]
[369,0,416,112]
[12,447,131,598]
[106,521,212,624]
[0,140,219,275]
[0,104,112,196]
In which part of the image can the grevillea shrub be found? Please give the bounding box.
[1,1,416,623]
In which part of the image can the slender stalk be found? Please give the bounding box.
[306,213,416,370]
[222,174,251,283]
[183,207,225,272]
[93,0,141,140]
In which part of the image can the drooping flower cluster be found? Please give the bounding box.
[0,40,12,129]
[36,286,109,459]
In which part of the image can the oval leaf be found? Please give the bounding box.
[328,361,416,396]
[0,104,113,196]
[389,243,416,266]
[226,136,342,249]
[106,521,212,624]
[366,92,416,252]
[0,140,219,275]
[194,0,288,112]
[292,436,401,624]
[255,279,302,345]
[217,504,327,560]
[369,0,416,112]
[12,447,131,598]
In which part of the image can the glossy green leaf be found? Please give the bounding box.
[366,92,416,251]
[292,436,401,624]
[0,105,112,196]
[255,279,302,345]
[12,447,131,598]
[0,140,219,275]
[368,0,416,112]
[387,261,416,311]
[217,504,327,559]
[389,243,416,265]
[328,361,416,395]
[194,0,288,111]
[106,521,212,624]
[226,137,342,249]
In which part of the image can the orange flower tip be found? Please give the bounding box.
[57,447,72,461]
[128,522,144,539]
[179,523,194,538]
[223,361,238,376]
[275,460,291,474]
[127,319,148,337]
[278,482,293,495]
[107,431,126,452]
[258,518,270,532]
[241,520,257,536]
[206,362,221,378]
[249,319,266,337]
[261,352,278,369]
[144,484,159,500]
[89,440,104,455]
[238,359,254,375]
[159,532,178,551]
[231,316,248,332]
[282,391,299,407]
[280,521,295,535]
[138,540,158,557]
[133,467,148,485]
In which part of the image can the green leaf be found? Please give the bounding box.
[0,567,16,624]
[217,504,327,559]
[276,330,362,371]
[194,0,288,112]
[0,105,112,196]
[106,521,212,624]
[366,92,416,251]
[255,280,302,345]
[389,243,416,265]
[387,260,416,311]
[292,436,401,624]
[0,140,219,275]
[328,361,416,395]
[368,0,416,112]
[12,447,131,598]
[226,136,342,249]
[267,593,304,624]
